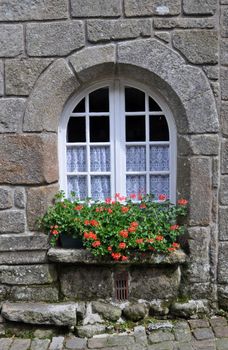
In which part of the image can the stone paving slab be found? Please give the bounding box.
[0,317,227,350]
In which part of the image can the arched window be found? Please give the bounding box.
[59,80,176,202]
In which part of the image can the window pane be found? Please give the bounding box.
[125,87,145,112]
[67,176,87,200]
[67,117,86,143]
[73,98,85,113]
[150,145,169,171]
[67,147,87,172]
[149,115,169,141]
[91,176,111,201]
[149,97,162,111]
[126,146,146,171]
[90,116,109,142]
[90,147,110,172]
[126,175,146,196]
[126,115,145,142]
[150,175,169,200]
[89,88,109,112]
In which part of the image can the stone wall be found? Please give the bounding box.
[0,0,227,314]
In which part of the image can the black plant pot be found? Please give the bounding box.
[60,233,84,249]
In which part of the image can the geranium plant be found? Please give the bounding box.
[38,191,188,261]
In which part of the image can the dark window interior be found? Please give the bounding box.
[149,97,162,111]
[125,87,145,112]
[67,117,86,142]
[90,116,110,142]
[126,115,145,142]
[73,98,85,113]
[89,88,109,112]
[150,115,169,141]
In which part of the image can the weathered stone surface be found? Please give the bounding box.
[34,329,54,339]
[203,66,219,80]
[210,317,227,328]
[189,158,212,225]
[0,188,13,209]
[218,242,228,283]
[149,300,170,316]
[147,341,175,350]
[0,265,57,285]
[183,0,217,14]
[0,134,58,184]
[221,140,228,174]
[0,98,25,133]
[221,102,228,136]
[0,233,49,251]
[26,184,59,231]
[124,0,181,16]
[154,18,216,29]
[71,0,121,17]
[92,301,121,321]
[26,22,84,56]
[0,61,3,96]
[129,266,180,300]
[76,324,106,338]
[0,0,68,20]
[14,187,25,209]
[218,285,228,310]
[220,176,228,204]
[221,7,228,37]
[216,338,228,350]
[219,207,228,240]
[221,67,228,100]
[49,336,65,350]
[10,286,59,302]
[30,338,50,350]
[173,323,191,342]
[0,285,10,301]
[10,339,31,350]
[213,326,228,338]
[23,59,79,132]
[154,32,170,43]
[0,338,13,350]
[181,282,214,301]
[0,24,23,57]
[186,227,210,283]
[2,302,76,326]
[192,328,214,340]
[173,30,218,64]
[189,319,210,329]
[221,39,228,65]
[48,248,186,264]
[64,336,87,350]
[60,265,113,300]
[171,300,209,318]
[87,19,151,43]
[148,329,174,344]
[0,211,25,234]
[190,135,219,156]
[0,251,47,265]
[123,303,148,321]
[70,44,115,82]
[5,59,53,96]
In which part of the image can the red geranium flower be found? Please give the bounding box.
[119,242,126,249]
[178,199,188,205]
[119,230,128,238]
[92,240,101,248]
[121,256,128,261]
[172,242,180,249]
[74,205,83,211]
[121,206,129,213]
[111,252,121,260]
[155,235,164,241]
[136,238,144,244]
[90,220,99,227]
[158,194,167,201]
[170,225,179,231]
[108,246,112,252]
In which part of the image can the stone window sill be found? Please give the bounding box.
[47,248,187,265]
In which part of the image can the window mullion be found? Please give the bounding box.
[145,92,150,194]
[85,94,91,198]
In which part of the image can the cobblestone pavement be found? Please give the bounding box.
[0,317,228,350]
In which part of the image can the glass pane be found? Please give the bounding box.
[149,97,162,111]
[126,175,146,196]
[67,117,86,143]
[126,115,145,142]
[126,146,146,171]
[149,115,169,141]
[150,145,169,171]
[150,175,169,200]
[73,98,85,113]
[67,176,87,200]
[91,176,111,201]
[90,116,109,142]
[67,147,86,172]
[89,88,109,112]
[90,147,110,172]
[125,87,145,112]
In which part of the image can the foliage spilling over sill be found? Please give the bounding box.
[38,191,188,261]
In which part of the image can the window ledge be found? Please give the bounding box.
[47,248,187,265]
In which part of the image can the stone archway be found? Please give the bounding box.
[23,38,219,302]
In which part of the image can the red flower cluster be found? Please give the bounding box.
[92,240,101,248]
[84,219,99,227]
[178,199,188,205]
[84,232,97,240]
[170,225,179,231]
[158,194,168,201]
[74,205,83,211]
[119,242,126,249]
[119,229,128,238]
[50,225,59,235]
[155,235,164,241]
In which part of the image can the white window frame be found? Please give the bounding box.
[59,79,177,203]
